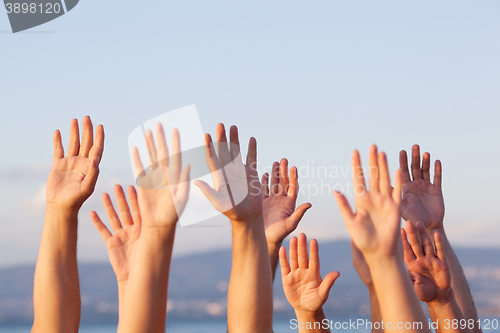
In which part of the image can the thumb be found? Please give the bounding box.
[82,157,100,195]
[318,271,340,301]
[287,203,312,229]
[193,179,220,204]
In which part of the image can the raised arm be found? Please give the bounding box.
[280,233,339,333]
[90,185,141,309]
[262,159,312,281]
[402,220,471,333]
[117,125,190,333]
[32,116,104,333]
[334,146,431,333]
[400,145,481,333]
[194,124,273,333]
[350,242,382,333]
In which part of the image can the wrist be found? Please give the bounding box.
[294,307,326,321]
[231,215,265,230]
[140,225,176,244]
[364,252,402,269]
[267,240,282,252]
[45,203,79,217]
[426,288,455,308]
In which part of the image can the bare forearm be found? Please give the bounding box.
[117,280,127,312]
[268,241,281,282]
[228,219,274,333]
[295,308,330,333]
[32,206,81,333]
[368,256,431,333]
[367,286,383,333]
[117,226,175,333]
[429,227,481,333]
[427,290,472,333]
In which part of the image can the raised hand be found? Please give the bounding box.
[262,159,312,244]
[334,145,402,258]
[334,146,432,333]
[46,116,104,212]
[90,185,141,283]
[280,233,340,314]
[131,124,190,227]
[399,145,444,230]
[33,116,104,333]
[402,220,451,303]
[194,123,262,223]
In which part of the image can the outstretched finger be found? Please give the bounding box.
[334,191,354,224]
[279,246,291,276]
[416,221,435,257]
[246,137,257,169]
[229,125,241,162]
[289,236,299,270]
[287,166,299,199]
[131,147,145,179]
[155,123,169,166]
[405,220,424,258]
[216,123,231,166]
[79,116,94,157]
[270,161,280,195]
[102,192,122,232]
[279,158,289,195]
[411,144,422,181]
[145,130,158,167]
[261,173,270,199]
[89,211,112,242]
[434,230,446,262]
[369,145,379,193]
[127,186,141,225]
[399,150,411,184]
[287,203,312,231]
[434,160,443,188]
[114,185,133,227]
[297,233,309,269]
[392,169,403,204]
[203,133,222,174]
[89,124,104,162]
[52,130,64,160]
[170,128,182,181]
[67,118,80,156]
[318,271,340,303]
[352,150,366,198]
[401,228,416,264]
[309,238,321,274]
[378,152,391,195]
[422,152,431,182]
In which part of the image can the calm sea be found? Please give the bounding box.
[0,318,498,333]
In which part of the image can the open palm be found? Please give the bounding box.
[402,221,451,303]
[90,185,142,282]
[262,159,311,244]
[335,146,403,258]
[399,145,444,230]
[280,234,339,313]
[131,124,190,227]
[46,117,104,211]
[194,124,262,223]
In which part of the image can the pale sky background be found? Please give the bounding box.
[0,0,499,267]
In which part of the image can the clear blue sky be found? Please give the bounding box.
[0,0,499,266]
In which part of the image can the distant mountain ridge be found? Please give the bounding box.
[0,240,499,324]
